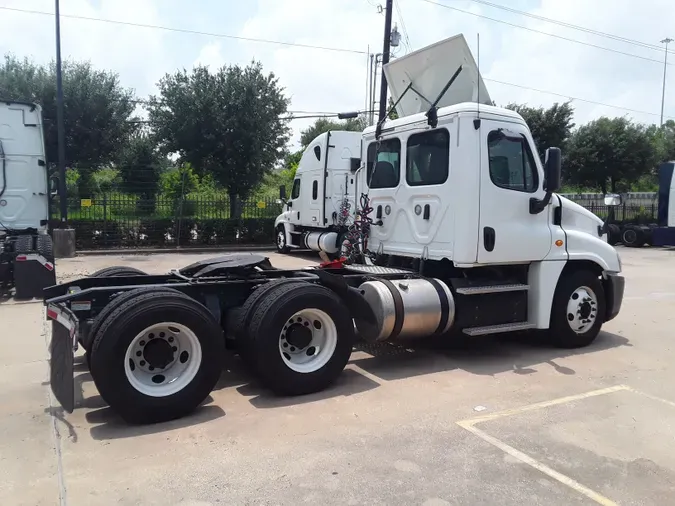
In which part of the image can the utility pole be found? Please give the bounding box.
[660,37,673,127]
[55,0,68,222]
[377,0,394,124]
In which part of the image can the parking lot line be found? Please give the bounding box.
[456,385,630,506]
[624,386,675,409]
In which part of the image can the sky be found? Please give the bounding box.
[1,0,674,150]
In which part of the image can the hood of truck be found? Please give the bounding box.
[558,196,604,234]
[558,195,622,273]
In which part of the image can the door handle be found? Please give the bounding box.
[483,227,495,252]
[376,205,382,219]
[423,204,430,220]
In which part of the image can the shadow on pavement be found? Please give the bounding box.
[86,399,225,441]
[350,330,631,381]
[65,329,629,437]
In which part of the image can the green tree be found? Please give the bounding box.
[387,97,399,120]
[299,116,366,148]
[505,102,575,161]
[148,62,290,217]
[646,119,675,164]
[116,132,165,214]
[0,54,138,197]
[565,117,656,193]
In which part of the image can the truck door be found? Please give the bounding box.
[477,120,552,263]
[288,176,302,225]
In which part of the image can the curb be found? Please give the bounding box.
[75,245,277,256]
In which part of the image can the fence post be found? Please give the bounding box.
[103,193,108,247]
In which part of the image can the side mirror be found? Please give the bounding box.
[604,193,622,206]
[49,177,59,196]
[279,185,287,200]
[543,147,561,192]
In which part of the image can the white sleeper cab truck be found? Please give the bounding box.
[0,100,56,298]
[44,34,624,426]
[275,130,361,256]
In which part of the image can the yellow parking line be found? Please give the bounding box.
[624,386,675,409]
[458,384,630,426]
[456,385,630,506]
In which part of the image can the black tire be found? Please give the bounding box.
[640,225,654,246]
[549,270,606,348]
[607,224,621,246]
[82,286,180,352]
[90,290,224,424]
[14,234,34,254]
[91,266,147,277]
[276,226,290,254]
[230,279,307,367]
[621,225,645,247]
[243,282,354,396]
[36,234,54,262]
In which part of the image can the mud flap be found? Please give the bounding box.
[47,306,77,413]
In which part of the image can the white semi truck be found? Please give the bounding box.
[45,34,625,425]
[0,100,56,298]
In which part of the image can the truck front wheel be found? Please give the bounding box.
[276,226,290,254]
[244,282,354,396]
[549,270,606,348]
[89,290,224,424]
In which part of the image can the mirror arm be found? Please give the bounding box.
[529,191,552,215]
[597,206,615,237]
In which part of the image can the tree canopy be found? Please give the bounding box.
[299,116,367,149]
[564,117,656,193]
[147,62,290,207]
[0,54,137,171]
[505,102,575,161]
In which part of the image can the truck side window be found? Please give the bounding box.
[406,129,449,186]
[291,178,301,199]
[312,180,318,200]
[366,138,401,188]
[487,130,538,193]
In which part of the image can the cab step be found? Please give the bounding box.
[455,283,529,295]
[462,321,535,336]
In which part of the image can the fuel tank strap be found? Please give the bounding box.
[378,278,405,340]
[427,278,450,335]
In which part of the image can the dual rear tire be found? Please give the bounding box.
[233,280,354,396]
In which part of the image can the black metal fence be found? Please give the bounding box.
[60,194,282,250]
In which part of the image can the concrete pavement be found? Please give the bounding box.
[2,247,675,505]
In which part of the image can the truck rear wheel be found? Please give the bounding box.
[549,270,606,348]
[90,290,224,424]
[91,266,147,277]
[621,226,645,247]
[231,279,307,367]
[244,282,354,396]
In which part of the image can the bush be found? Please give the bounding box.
[71,217,276,249]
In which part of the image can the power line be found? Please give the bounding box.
[0,6,367,56]
[416,0,672,66]
[485,78,675,121]
[394,0,412,52]
[463,0,675,55]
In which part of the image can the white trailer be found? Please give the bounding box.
[45,34,625,425]
[0,100,56,298]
